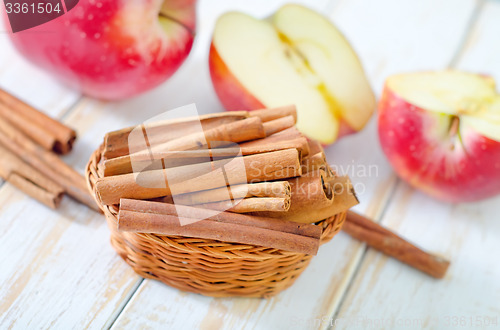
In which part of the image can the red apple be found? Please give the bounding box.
[209,4,375,144]
[379,71,500,203]
[6,0,196,100]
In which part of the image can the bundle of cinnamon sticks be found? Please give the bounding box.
[95,105,449,277]
[0,88,98,211]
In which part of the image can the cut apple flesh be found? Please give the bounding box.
[387,71,500,141]
[212,5,375,144]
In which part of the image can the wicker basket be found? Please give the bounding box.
[86,145,346,298]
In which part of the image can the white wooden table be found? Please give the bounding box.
[1,1,499,329]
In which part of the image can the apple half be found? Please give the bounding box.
[209,4,375,144]
[379,71,500,203]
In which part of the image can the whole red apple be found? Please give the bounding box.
[379,71,500,203]
[209,4,375,145]
[6,0,196,100]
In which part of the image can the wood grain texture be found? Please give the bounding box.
[108,0,478,329]
[0,0,491,328]
[335,2,500,329]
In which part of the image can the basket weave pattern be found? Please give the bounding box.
[86,145,346,298]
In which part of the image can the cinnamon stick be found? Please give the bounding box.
[173,181,290,205]
[139,116,266,155]
[262,115,295,136]
[0,144,64,208]
[306,138,323,156]
[249,105,297,123]
[239,137,310,156]
[196,197,290,213]
[343,211,450,279]
[252,170,340,223]
[103,112,248,160]
[96,148,302,205]
[8,173,63,209]
[0,116,99,211]
[118,199,319,255]
[120,198,321,239]
[241,127,303,148]
[103,139,308,176]
[301,152,327,173]
[103,106,298,160]
[0,103,56,152]
[0,88,76,154]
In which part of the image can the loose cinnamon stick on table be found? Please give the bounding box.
[240,137,310,157]
[0,144,64,209]
[0,103,56,152]
[196,197,290,213]
[96,148,302,205]
[173,181,290,205]
[103,112,249,160]
[118,199,320,255]
[0,88,76,154]
[343,211,450,279]
[0,116,99,211]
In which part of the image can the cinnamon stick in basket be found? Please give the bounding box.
[343,211,450,279]
[118,198,320,255]
[102,138,309,176]
[0,144,64,209]
[120,198,320,238]
[249,105,297,123]
[252,170,358,224]
[173,181,290,205]
[0,88,76,154]
[144,116,266,154]
[301,152,327,173]
[103,112,248,160]
[96,148,302,205]
[196,197,290,213]
[103,106,297,160]
[262,115,295,136]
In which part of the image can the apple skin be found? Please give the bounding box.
[209,44,264,111]
[209,42,356,142]
[6,0,196,100]
[378,86,500,203]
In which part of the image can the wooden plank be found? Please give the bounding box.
[0,194,142,328]
[336,188,500,329]
[335,1,500,328]
[0,99,144,328]
[109,0,477,328]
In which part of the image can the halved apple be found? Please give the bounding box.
[209,4,375,144]
[379,71,500,203]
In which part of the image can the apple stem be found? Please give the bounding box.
[158,12,194,35]
[448,115,460,138]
